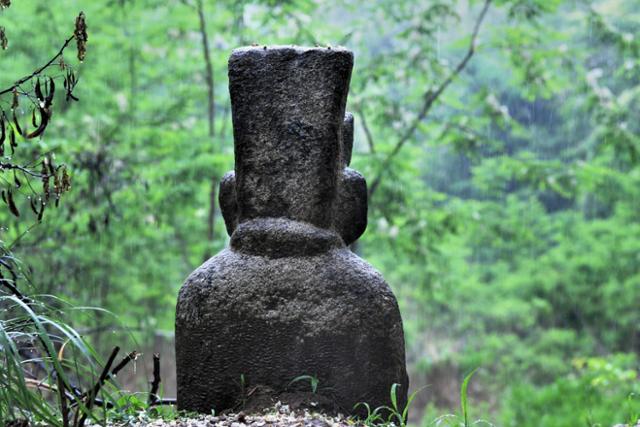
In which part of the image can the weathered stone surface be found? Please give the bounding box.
[228,46,352,229]
[176,46,408,416]
[176,244,406,414]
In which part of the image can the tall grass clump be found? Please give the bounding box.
[0,245,135,426]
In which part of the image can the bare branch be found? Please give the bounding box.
[193,0,218,260]
[0,162,50,178]
[0,35,74,97]
[77,349,138,401]
[148,353,161,405]
[110,350,139,378]
[195,0,215,137]
[355,106,376,154]
[77,347,120,427]
[367,0,492,198]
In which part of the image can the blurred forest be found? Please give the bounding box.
[1,0,639,425]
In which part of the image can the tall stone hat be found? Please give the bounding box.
[175,45,408,415]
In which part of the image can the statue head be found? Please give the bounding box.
[219,46,367,252]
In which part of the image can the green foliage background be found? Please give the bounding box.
[1,0,639,425]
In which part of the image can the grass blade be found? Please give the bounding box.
[461,368,478,427]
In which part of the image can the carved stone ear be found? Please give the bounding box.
[342,112,354,167]
[218,171,238,236]
[335,168,367,245]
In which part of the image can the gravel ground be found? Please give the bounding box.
[96,402,356,427]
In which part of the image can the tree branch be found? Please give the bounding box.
[194,0,218,260]
[355,106,376,154]
[367,0,492,198]
[0,35,75,97]
[196,0,215,137]
[0,162,50,178]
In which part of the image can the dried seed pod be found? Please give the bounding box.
[0,115,5,146]
[47,155,55,176]
[12,111,23,137]
[11,88,18,109]
[41,161,50,201]
[25,107,49,139]
[0,0,10,9]
[45,77,55,107]
[65,70,79,102]
[7,189,19,217]
[37,200,44,222]
[9,127,16,153]
[54,168,61,194]
[13,171,20,188]
[30,197,38,214]
[74,12,88,61]
[35,78,44,103]
[0,26,7,50]
[61,167,71,191]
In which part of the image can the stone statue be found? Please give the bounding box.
[175,46,408,415]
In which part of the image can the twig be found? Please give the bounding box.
[77,347,120,427]
[110,350,139,377]
[0,35,75,97]
[367,0,492,198]
[75,349,138,401]
[148,353,161,405]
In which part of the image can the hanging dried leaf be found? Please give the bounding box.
[0,0,10,9]
[74,12,88,61]
[13,171,21,188]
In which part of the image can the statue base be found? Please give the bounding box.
[175,219,408,415]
